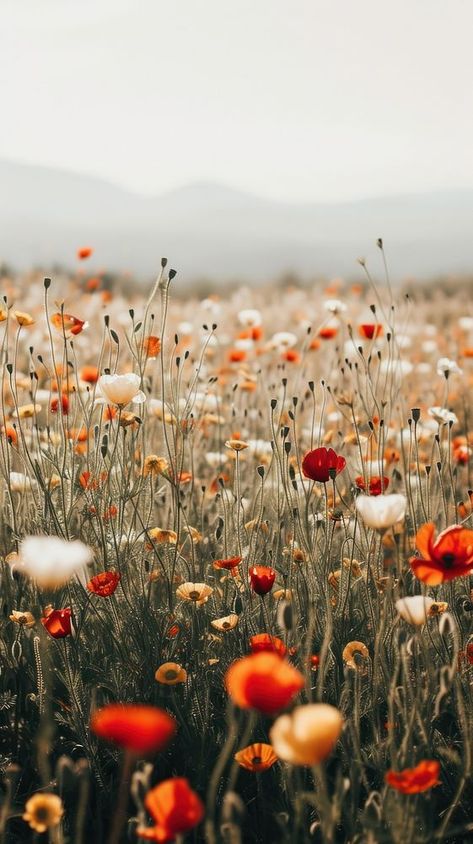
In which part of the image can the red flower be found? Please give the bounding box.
[213,555,242,571]
[79,365,100,384]
[77,246,93,260]
[318,325,338,340]
[225,652,304,714]
[410,522,473,585]
[359,323,383,340]
[87,571,121,597]
[385,760,440,794]
[137,778,204,842]
[355,475,389,496]
[302,447,346,483]
[90,704,176,755]
[41,607,72,639]
[50,312,87,336]
[250,633,287,657]
[50,394,69,415]
[249,565,276,595]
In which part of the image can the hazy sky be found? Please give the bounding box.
[1,0,473,202]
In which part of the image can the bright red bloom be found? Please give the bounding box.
[410,522,473,585]
[87,571,121,597]
[41,607,72,639]
[359,323,383,340]
[213,555,242,571]
[318,325,338,340]
[79,365,100,384]
[225,652,304,714]
[137,778,204,842]
[50,394,69,415]
[249,565,276,595]
[355,475,389,496]
[302,447,346,483]
[77,246,93,260]
[385,760,440,794]
[50,312,87,336]
[250,633,287,657]
[90,704,176,755]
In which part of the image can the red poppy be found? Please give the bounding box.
[225,652,304,714]
[359,323,383,340]
[86,276,101,291]
[249,565,276,595]
[309,654,320,669]
[385,760,440,794]
[87,571,121,597]
[213,555,242,571]
[3,424,17,446]
[410,522,473,585]
[250,633,287,657]
[302,447,346,483]
[90,703,176,755]
[137,778,204,842]
[50,312,87,336]
[355,475,389,496]
[143,336,161,358]
[79,365,100,384]
[318,326,338,340]
[282,349,301,364]
[50,394,70,415]
[77,246,93,260]
[41,607,72,639]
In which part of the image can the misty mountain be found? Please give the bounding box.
[1,159,472,281]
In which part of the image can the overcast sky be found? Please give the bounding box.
[1,0,472,203]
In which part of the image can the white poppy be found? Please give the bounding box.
[428,407,458,426]
[437,357,462,377]
[395,595,434,626]
[18,535,93,588]
[238,309,262,327]
[355,494,407,530]
[98,373,146,407]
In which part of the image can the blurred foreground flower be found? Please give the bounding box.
[270,703,343,766]
[302,447,346,483]
[23,793,63,833]
[90,704,176,755]
[235,743,278,772]
[395,596,435,626]
[385,760,440,794]
[410,523,473,585]
[225,652,304,714]
[355,494,406,530]
[18,535,93,588]
[77,246,93,259]
[137,778,204,842]
[50,312,87,337]
[98,373,146,407]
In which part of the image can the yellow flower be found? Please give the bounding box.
[211,614,239,631]
[14,403,41,419]
[9,610,35,628]
[23,793,63,833]
[15,311,34,327]
[155,662,187,685]
[273,589,293,601]
[146,528,178,547]
[143,455,169,477]
[176,582,213,606]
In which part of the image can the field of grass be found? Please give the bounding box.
[1,254,473,843]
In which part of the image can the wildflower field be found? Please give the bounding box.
[1,252,473,844]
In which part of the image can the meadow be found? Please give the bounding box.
[0,253,473,843]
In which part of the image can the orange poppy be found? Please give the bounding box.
[143,336,161,358]
[385,760,440,794]
[50,394,69,415]
[86,276,101,291]
[234,742,278,772]
[50,312,86,336]
[77,246,93,260]
[79,365,100,384]
[90,704,176,755]
[410,522,473,585]
[225,652,304,714]
[137,778,204,842]
[2,424,17,446]
[359,323,383,340]
[250,633,287,657]
[213,555,242,571]
[282,349,301,363]
[87,571,121,597]
[229,349,247,363]
[318,326,338,340]
[355,475,389,496]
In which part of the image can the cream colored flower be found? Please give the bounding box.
[23,793,63,833]
[395,595,435,626]
[355,494,407,530]
[176,582,213,606]
[155,662,187,685]
[146,528,178,546]
[270,704,343,766]
[13,403,41,419]
[342,641,369,669]
[9,610,35,627]
[211,614,239,631]
[98,373,146,407]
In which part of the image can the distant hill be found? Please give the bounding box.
[1,159,473,281]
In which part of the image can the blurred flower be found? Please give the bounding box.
[41,607,72,639]
[395,596,435,626]
[13,403,41,419]
[50,312,87,337]
[410,523,473,585]
[225,438,249,451]
[211,614,239,631]
[50,394,69,415]
[225,652,304,714]
[270,703,343,766]
[176,582,213,605]
[437,357,462,377]
[143,335,161,358]
[250,633,287,657]
[342,641,369,669]
[146,528,178,546]
[359,323,383,339]
[155,662,187,685]
[79,365,100,383]
[428,406,458,425]
[213,555,242,572]
[355,475,389,496]
[90,704,176,754]
[14,310,34,327]
[77,246,93,259]
[270,331,297,349]
[143,455,169,477]
[23,793,64,834]
[18,535,92,588]
[98,373,146,407]
[137,778,204,842]
[385,760,440,794]
[324,299,347,315]
[234,743,278,772]
[355,494,406,530]
[302,447,346,483]
[9,472,34,492]
[238,309,262,327]
[87,571,121,597]
[9,610,35,627]
[249,565,276,595]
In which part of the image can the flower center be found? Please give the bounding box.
[251,756,262,765]
[164,669,178,681]
[442,552,455,568]
[189,590,200,601]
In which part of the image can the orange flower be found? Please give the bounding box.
[249,565,276,595]
[355,475,389,496]
[143,336,161,358]
[229,349,247,362]
[318,325,338,340]
[234,742,278,772]
[50,312,86,336]
[137,778,204,842]
[87,571,121,597]
[225,652,304,714]
[250,633,287,657]
[90,704,176,755]
[2,424,17,446]
[50,394,69,415]
[282,349,301,364]
[359,323,383,339]
[77,246,93,260]
[41,607,72,639]
[385,760,440,794]
[213,555,242,571]
[410,522,473,585]
[79,365,100,384]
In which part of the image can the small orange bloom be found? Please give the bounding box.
[50,312,86,336]
[355,475,389,496]
[359,323,383,340]
[410,522,473,585]
[319,325,338,340]
[143,336,162,358]
[2,424,17,445]
[90,703,176,755]
[213,555,242,571]
[385,760,440,794]
[225,652,304,714]
[77,246,93,260]
[282,349,301,363]
[250,633,287,657]
[229,349,247,363]
[234,742,278,772]
[50,394,69,415]
[309,338,321,351]
[86,276,101,291]
[87,571,121,597]
[79,365,100,384]
[138,778,204,842]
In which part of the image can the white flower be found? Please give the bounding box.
[238,308,262,327]
[9,472,35,493]
[324,299,347,315]
[437,357,462,377]
[270,331,298,350]
[428,407,458,425]
[270,704,343,766]
[247,439,273,459]
[18,535,93,588]
[355,494,407,530]
[98,373,146,407]
[395,595,434,626]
